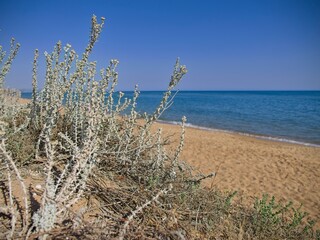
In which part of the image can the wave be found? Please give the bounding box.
[156,120,320,148]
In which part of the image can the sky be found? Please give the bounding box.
[1,0,320,91]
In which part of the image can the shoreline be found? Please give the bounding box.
[20,92,320,148]
[156,119,320,148]
[19,95,320,149]
[19,95,320,148]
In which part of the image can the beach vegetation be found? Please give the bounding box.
[0,15,319,239]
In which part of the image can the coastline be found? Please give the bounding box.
[156,119,320,148]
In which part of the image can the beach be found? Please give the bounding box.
[1,93,318,238]
[152,121,320,222]
[17,97,320,221]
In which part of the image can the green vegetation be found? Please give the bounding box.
[0,16,319,239]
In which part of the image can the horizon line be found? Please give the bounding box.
[19,89,320,92]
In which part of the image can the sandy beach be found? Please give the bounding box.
[15,98,320,223]
[152,121,320,222]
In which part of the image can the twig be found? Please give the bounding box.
[118,184,173,240]
[0,139,29,235]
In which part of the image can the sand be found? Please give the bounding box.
[17,98,32,105]
[152,122,320,222]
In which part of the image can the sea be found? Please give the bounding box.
[21,91,320,147]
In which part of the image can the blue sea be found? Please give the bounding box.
[21,91,320,146]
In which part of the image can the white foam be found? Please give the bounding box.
[156,120,320,148]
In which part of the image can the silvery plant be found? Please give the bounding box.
[0,15,187,239]
[0,39,22,123]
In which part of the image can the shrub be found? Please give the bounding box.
[0,15,188,239]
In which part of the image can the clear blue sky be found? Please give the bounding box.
[1,0,319,90]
